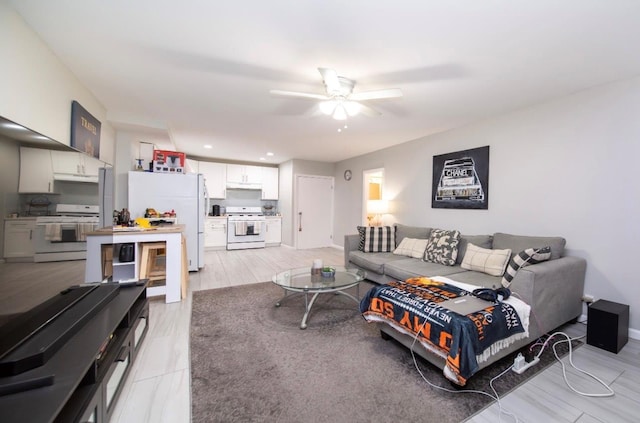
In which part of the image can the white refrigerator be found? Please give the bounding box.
[128,171,207,271]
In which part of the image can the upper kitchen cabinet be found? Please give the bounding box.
[227,164,262,186]
[18,147,54,193]
[199,161,226,198]
[261,167,279,200]
[50,150,100,182]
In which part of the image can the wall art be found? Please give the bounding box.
[432,145,489,210]
[70,100,101,159]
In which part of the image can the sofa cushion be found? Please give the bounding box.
[349,251,405,275]
[362,226,395,252]
[461,243,512,276]
[394,224,431,247]
[493,232,565,260]
[501,246,552,288]
[424,228,461,266]
[456,234,493,265]
[384,259,467,281]
[393,237,429,259]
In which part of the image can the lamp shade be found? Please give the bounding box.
[367,199,388,215]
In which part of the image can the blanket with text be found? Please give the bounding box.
[360,278,527,385]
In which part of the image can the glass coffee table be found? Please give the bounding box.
[272,266,366,329]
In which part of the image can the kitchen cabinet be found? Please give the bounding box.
[227,164,262,185]
[199,161,227,199]
[265,216,282,245]
[51,150,101,180]
[18,147,54,193]
[205,217,227,249]
[261,167,279,200]
[3,219,36,260]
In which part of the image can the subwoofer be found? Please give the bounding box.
[587,299,629,353]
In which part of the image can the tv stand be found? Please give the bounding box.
[0,282,149,423]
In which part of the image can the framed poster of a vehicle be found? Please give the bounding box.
[432,146,489,210]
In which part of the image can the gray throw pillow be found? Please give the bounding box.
[424,228,461,266]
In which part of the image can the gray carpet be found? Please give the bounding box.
[191,282,579,423]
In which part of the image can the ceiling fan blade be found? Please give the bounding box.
[350,88,403,101]
[318,68,341,93]
[269,90,330,100]
[357,103,382,117]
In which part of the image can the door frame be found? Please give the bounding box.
[362,168,385,226]
[294,174,334,249]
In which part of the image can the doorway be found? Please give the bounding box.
[362,168,386,226]
[295,175,334,249]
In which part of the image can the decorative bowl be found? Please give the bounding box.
[321,268,336,278]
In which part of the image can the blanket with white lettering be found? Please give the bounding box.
[360,278,527,385]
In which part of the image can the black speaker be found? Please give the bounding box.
[587,300,629,353]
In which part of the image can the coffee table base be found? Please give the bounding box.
[275,283,360,329]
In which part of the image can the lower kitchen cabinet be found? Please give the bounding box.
[205,217,227,249]
[265,217,282,246]
[3,218,36,260]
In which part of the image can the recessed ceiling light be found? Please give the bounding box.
[337,128,342,133]
[259,157,266,161]
[344,125,348,129]
[204,144,212,149]
[266,152,274,156]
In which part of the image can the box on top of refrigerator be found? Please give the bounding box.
[153,150,185,173]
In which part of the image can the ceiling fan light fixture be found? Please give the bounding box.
[319,100,337,115]
[344,101,361,117]
[333,104,347,120]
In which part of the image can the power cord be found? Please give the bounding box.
[532,332,615,398]
[409,321,521,423]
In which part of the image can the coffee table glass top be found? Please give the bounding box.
[272,266,366,291]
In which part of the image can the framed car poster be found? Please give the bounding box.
[431,146,489,210]
[70,100,101,159]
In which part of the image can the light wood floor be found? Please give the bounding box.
[1,247,638,422]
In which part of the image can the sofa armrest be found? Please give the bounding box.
[344,234,360,267]
[510,256,586,338]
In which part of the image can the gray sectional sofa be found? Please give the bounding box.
[346,224,587,376]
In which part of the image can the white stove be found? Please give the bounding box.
[34,204,100,262]
[226,207,266,250]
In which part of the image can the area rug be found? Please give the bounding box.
[190,282,580,423]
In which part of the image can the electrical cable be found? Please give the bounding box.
[409,320,520,423]
[534,332,615,398]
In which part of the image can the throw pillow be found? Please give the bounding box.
[357,226,367,251]
[501,246,552,288]
[363,226,395,253]
[423,228,461,266]
[461,243,512,276]
[393,237,429,259]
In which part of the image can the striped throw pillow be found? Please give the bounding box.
[363,226,395,253]
[501,246,552,288]
[357,226,367,251]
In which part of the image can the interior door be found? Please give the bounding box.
[296,175,334,249]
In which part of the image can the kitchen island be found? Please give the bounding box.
[85,225,186,303]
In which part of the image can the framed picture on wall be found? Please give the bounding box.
[70,100,101,159]
[431,145,489,210]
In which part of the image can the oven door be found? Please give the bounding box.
[227,220,266,244]
[34,223,89,260]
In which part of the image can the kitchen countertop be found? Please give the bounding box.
[87,224,185,235]
[4,216,37,221]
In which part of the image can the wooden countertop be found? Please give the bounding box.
[87,224,185,236]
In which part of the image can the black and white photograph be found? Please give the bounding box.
[432,145,490,209]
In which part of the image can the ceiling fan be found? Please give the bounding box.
[270,68,402,120]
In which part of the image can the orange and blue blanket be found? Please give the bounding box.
[360,278,526,385]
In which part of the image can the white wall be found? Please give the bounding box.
[0,2,114,165]
[335,76,640,334]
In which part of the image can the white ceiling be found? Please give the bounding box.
[9,1,640,164]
